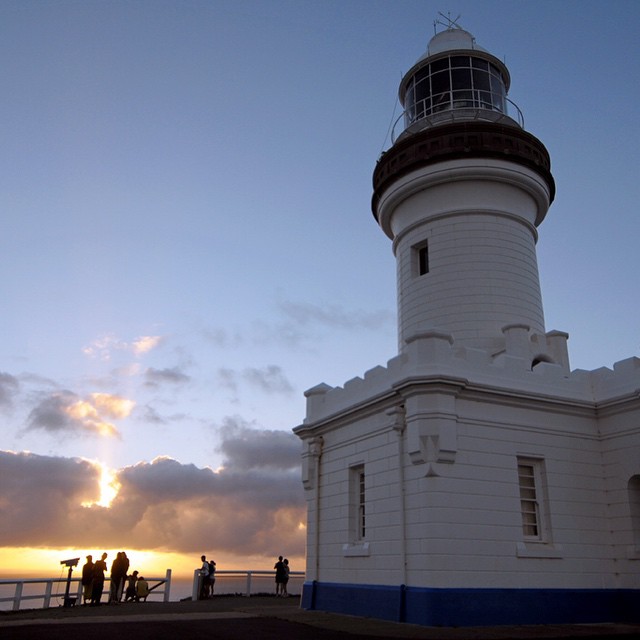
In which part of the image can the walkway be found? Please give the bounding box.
[1,595,639,639]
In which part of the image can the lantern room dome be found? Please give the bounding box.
[424,27,488,57]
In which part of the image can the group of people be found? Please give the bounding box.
[198,554,290,598]
[81,551,149,606]
[198,555,217,599]
[274,556,290,597]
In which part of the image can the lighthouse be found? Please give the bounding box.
[294,23,640,627]
[373,26,555,354]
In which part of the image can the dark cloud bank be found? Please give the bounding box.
[0,426,305,557]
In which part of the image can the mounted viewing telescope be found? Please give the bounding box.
[60,557,80,606]
[60,558,80,568]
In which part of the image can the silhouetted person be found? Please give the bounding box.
[274,555,286,596]
[109,551,126,603]
[119,551,130,600]
[90,552,108,606]
[136,576,149,602]
[208,559,216,596]
[124,570,139,602]
[282,558,290,597]
[198,555,210,599]
[81,555,94,605]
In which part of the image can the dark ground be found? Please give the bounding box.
[1,595,639,640]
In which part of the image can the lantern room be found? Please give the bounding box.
[394,27,522,141]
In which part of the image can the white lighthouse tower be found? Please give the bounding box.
[374,26,554,355]
[295,23,640,627]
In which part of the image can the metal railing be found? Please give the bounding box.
[191,569,305,600]
[0,570,172,611]
[391,90,524,143]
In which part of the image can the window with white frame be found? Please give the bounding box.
[628,475,640,550]
[350,464,366,541]
[412,240,429,277]
[517,457,549,541]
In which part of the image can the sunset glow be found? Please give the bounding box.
[0,547,306,582]
[80,464,120,508]
[1,0,637,602]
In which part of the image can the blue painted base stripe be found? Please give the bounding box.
[301,582,640,627]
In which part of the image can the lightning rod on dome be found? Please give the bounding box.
[433,11,462,34]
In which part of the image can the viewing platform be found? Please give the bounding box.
[1,595,640,640]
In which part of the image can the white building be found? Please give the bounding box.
[293,25,640,627]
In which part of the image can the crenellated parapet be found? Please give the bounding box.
[300,328,639,426]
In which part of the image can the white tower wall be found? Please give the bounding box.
[377,159,551,351]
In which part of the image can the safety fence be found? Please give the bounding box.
[191,569,305,600]
[0,570,172,611]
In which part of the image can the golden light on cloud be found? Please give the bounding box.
[91,393,135,419]
[62,393,134,437]
[97,466,120,507]
[81,463,120,508]
[132,335,162,355]
[82,333,163,360]
[64,400,117,437]
[66,400,99,421]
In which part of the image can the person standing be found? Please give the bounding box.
[81,555,94,605]
[109,552,126,603]
[199,555,210,599]
[274,556,286,596]
[118,552,130,601]
[282,558,290,597]
[90,552,108,606]
[208,559,216,596]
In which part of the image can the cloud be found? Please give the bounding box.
[141,404,167,424]
[216,366,293,397]
[132,336,163,355]
[202,327,243,349]
[26,391,133,438]
[215,417,301,471]
[91,393,135,419]
[279,300,394,331]
[144,366,191,387]
[0,441,305,557]
[242,365,294,395]
[0,372,19,408]
[217,368,238,393]
[0,451,102,546]
[83,333,163,360]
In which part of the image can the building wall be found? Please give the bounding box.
[296,346,640,624]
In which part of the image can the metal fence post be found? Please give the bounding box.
[13,582,23,611]
[76,578,84,604]
[163,569,172,602]
[43,581,53,608]
[192,569,200,601]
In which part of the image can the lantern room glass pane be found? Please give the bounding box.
[451,55,469,68]
[472,69,491,92]
[490,74,506,111]
[430,57,448,73]
[430,70,450,111]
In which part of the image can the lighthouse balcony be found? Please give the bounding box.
[392,90,523,143]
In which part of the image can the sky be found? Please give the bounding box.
[1,0,639,584]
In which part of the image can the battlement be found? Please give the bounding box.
[302,326,640,425]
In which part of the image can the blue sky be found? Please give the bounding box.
[0,0,638,572]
